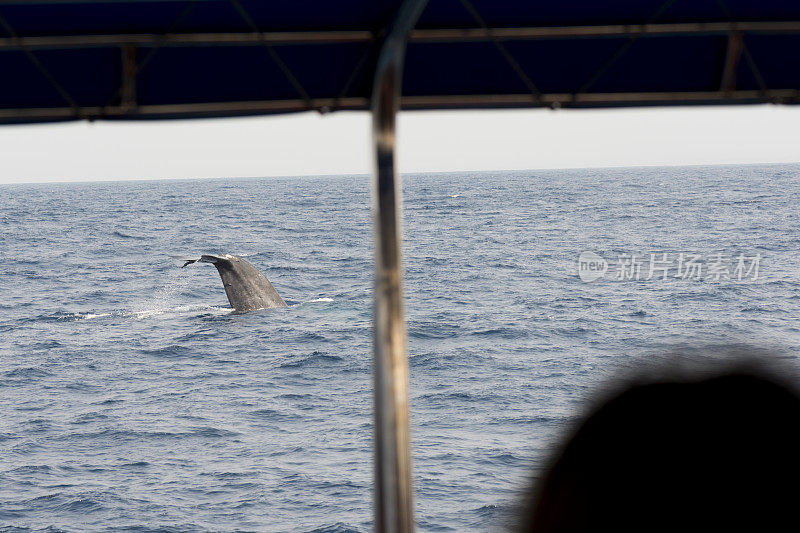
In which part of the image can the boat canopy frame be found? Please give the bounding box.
[1,0,800,122]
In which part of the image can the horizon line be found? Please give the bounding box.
[3,160,799,186]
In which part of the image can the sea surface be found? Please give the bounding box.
[2,165,800,532]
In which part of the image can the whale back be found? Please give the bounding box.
[201,254,287,312]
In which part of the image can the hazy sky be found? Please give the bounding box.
[0,104,798,184]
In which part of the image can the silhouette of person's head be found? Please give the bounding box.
[522,370,800,531]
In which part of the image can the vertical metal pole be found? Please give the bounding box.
[720,31,743,93]
[120,44,137,111]
[371,1,428,532]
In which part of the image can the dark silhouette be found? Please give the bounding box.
[521,368,800,531]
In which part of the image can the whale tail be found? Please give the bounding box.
[180,255,219,268]
[180,254,286,312]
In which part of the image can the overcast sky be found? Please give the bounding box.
[0,104,798,184]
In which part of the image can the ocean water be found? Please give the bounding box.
[2,165,800,532]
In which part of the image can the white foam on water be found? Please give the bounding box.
[67,304,233,322]
[129,304,232,320]
[71,312,112,321]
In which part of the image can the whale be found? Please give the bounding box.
[182,254,287,312]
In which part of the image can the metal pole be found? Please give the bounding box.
[371,1,428,532]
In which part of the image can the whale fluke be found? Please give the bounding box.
[183,254,286,312]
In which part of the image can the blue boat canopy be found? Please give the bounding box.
[1,0,799,123]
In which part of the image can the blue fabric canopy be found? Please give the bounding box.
[1,0,799,123]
